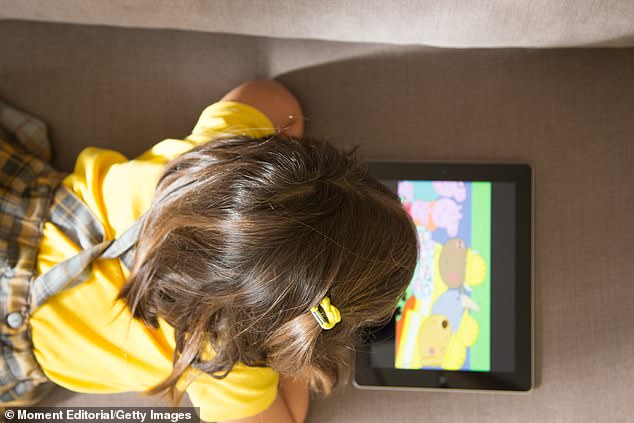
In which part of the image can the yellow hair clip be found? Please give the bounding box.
[310,296,341,330]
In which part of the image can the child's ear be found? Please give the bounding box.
[220,79,304,138]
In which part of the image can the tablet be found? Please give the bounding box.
[354,162,533,392]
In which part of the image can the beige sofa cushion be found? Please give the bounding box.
[2,19,634,422]
[1,0,634,48]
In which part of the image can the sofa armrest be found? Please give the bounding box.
[1,0,634,48]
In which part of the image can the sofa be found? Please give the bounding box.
[1,1,633,422]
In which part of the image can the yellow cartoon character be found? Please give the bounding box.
[407,310,479,370]
[409,315,452,368]
[425,238,485,369]
[441,311,479,370]
[396,238,487,370]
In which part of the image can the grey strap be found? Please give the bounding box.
[29,214,146,311]
[49,186,107,250]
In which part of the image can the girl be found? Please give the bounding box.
[0,80,418,423]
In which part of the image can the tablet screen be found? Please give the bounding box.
[370,179,517,374]
[355,162,532,391]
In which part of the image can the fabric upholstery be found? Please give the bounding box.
[1,0,634,48]
[1,20,633,423]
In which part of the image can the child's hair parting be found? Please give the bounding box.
[118,135,418,402]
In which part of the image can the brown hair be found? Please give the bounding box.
[119,135,418,401]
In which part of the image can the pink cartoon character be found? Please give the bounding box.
[410,200,433,228]
[431,198,463,237]
[398,181,415,203]
[433,181,467,203]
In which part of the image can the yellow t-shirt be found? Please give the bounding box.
[31,101,280,422]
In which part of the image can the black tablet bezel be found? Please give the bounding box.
[354,161,533,392]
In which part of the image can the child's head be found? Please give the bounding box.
[120,135,418,397]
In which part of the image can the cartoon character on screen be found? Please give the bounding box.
[408,199,463,237]
[410,313,479,369]
[399,180,466,238]
[432,181,467,202]
[411,238,487,370]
